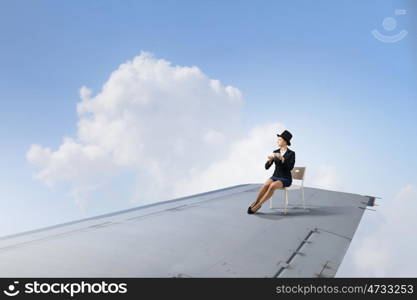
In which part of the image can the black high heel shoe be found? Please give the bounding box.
[247,206,255,214]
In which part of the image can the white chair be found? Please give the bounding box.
[270,167,306,214]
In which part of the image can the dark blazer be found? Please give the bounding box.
[265,148,296,179]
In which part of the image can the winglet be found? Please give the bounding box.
[361,195,381,207]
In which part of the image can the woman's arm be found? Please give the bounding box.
[265,156,274,169]
[280,152,295,171]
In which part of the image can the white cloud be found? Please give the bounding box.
[26,50,250,209]
[309,165,341,190]
[341,184,417,276]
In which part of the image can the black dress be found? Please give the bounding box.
[265,148,296,187]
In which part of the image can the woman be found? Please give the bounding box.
[247,130,295,214]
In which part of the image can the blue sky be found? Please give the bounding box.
[0,0,416,276]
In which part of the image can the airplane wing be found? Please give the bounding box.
[0,183,376,277]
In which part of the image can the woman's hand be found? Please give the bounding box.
[267,155,274,161]
[275,153,284,161]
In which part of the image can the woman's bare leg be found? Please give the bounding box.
[251,180,283,212]
[250,179,274,207]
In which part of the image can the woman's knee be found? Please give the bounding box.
[263,180,273,188]
[267,184,277,191]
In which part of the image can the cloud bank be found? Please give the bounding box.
[351,184,417,276]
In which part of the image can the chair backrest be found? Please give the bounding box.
[291,167,306,180]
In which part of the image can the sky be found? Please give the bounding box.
[0,0,416,277]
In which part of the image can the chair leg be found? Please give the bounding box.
[270,196,273,209]
[302,187,305,209]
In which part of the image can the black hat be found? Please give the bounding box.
[276,130,292,146]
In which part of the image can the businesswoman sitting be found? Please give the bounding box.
[248,130,295,214]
